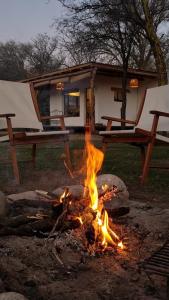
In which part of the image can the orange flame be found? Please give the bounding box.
[85,131,104,211]
[84,130,124,250]
[101,210,116,247]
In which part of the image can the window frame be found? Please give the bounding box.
[63,89,80,117]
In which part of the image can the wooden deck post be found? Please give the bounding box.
[141,114,159,184]
[86,68,97,133]
[32,144,36,167]
[10,145,20,184]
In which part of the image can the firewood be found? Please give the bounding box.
[47,189,71,239]
[0,212,50,228]
[10,198,53,212]
[0,219,55,237]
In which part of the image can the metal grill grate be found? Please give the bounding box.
[142,240,169,298]
[143,240,169,277]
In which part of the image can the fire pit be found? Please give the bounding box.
[0,132,169,299]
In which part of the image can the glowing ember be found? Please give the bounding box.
[84,130,124,251]
[118,241,124,250]
[76,216,83,225]
[59,189,71,203]
[102,184,109,192]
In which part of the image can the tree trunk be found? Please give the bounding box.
[150,38,168,85]
[121,66,128,128]
[87,67,97,133]
[141,0,168,85]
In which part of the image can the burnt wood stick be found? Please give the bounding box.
[47,191,70,238]
[51,199,69,232]
[0,214,42,228]
[0,219,55,237]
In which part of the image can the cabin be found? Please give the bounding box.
[23,62,158,131]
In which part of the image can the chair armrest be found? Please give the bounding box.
[150,110,169,118]
[40,115,66,120]
[0,113,15,118]
[102,115,136,130]
[0,114,15,142]
[101,116,136,125]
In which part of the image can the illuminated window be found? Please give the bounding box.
[64,90,80,117]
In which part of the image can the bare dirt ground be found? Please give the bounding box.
[0,140,169,300]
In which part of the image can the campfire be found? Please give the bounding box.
[47,130,125,256]
[0,130,127,265]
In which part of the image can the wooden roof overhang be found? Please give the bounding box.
[22,62,158,88]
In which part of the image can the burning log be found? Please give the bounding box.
[0,185,128,246]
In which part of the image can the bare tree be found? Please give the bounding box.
[123,0,169,85]
[26,33,65,75]
[0,41,30,80]
[129,32,154,69]
[56,0,140,121]
[161,31,169,73]
[58,28,102,65]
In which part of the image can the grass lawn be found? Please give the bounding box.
[0,136,169,203]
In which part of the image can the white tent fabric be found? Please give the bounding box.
[26,130,69,136]
[0,135,9,142]
[0,80,43,130]
[100,84,169,142]
[137,84,169,132]
[99,129,135,135]
[0,130,70,142]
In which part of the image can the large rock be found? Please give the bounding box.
[0,191,8,218]
[52,185,84,200]
[0,292,28,300]
[97,174,129,202]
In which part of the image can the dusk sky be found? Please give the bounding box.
[0,0,64,43]
[0,0,168,44]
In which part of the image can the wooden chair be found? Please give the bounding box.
[99,84,169,184]
[0,80,71,184]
